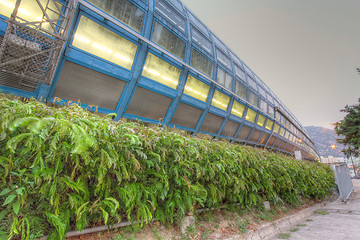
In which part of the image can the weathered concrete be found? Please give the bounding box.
[223,179,360,240]
[271,179,360,240]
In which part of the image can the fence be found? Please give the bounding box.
[333,162,354,202]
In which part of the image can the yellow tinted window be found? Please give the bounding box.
[273,124,280,133]
[231,101,245,118]
[257,115,266,127]
[0,0,60,32]
[211,90,230,111]
[279,127,285,136]
[73,16,138,70]
[246,108,257,123]
[184,75,210,102]
[143,53,182,89]
[266,119,274,130]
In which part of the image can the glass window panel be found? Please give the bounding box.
[259,87,266,97]
[187,11,209,36]
[260,99,267,113]
[273,123,280,133]
[142,53,182,89]
[231,101,245,118]
[235,65,246,80]
[152,22,186,59]
[0,0,61,33]
[87,0,144,33]
[248,76,257,90]
[212,34,227,53]
[191,49,213,78]
[211,90,230,111]
[184,75,210,102]
[216,48,231,69]
[257,115,266,127]
[268,106,274,117]
[266,119,274,130]
[192,27,213,55]
[235,81,247,100]
[156,0,186,32]
[73,16,138,70]
[248,91,259,107]
[246,108,257,123]
[284,131,290,139]
[244,64,253,75]
[279,127,285,137]
[166,0,183,11]
[217,68,232,90]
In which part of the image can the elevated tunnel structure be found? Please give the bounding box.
[0,0,320,160]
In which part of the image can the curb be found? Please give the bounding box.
[222,202,329,240]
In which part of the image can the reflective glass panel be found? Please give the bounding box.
[268,106,274,117]
[235,81,247,100]
[142,53,182,89]
[257,115,266,127]
[152,22,186,59]
[259,87,266,97]
[191,49,213,78]
[248,91,259,107]
[266,119,274,130]
[156,0,186,32]
[216,48,231,69]
[87,0,145,33]
[248,76,257,90]
[246,108,257,123]
[273,124,280,133]
[235,65,246,80]
[192,27,213,55]
[260,99,267,113]
[0,0,61,33]
[217,68,232,90]
[184,75,210,102]
[73,16,138,70]
[279,127,285,136]
[212,90,230,111]
[188,11,208,36]
[231,101,245,118]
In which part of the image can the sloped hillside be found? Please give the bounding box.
[305,126,344,158]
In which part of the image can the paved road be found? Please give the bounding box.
[272,179,360,240]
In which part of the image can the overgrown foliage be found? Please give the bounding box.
[0,96,335,239]
[335,100,360,157]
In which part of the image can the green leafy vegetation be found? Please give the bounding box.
[290,227,299,232]
[0,96,335,239]
[335,100,360,157]
[277,232,291,239]
[314,210,329,215]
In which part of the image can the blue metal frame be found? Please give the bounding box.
[0,0,320,160]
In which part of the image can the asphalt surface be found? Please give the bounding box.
[271,179,360,240]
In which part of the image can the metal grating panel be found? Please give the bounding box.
[200,112,224,134]
[53,61,126,110]
[0,34,37,91]
[258,133,270,144]
[273,139,283,149]
[249,130,261,143]
[170,102,202,129]
[221,120,240,137]
[126,87,172,121]
[237,125,252,140]
[267,136,276,147]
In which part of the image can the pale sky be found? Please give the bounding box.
[181,0,360,129]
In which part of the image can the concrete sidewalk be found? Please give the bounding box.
[271,179,360,240]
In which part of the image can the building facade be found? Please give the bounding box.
[0,0,320,160]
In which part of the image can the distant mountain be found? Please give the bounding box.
[305,126,345,158]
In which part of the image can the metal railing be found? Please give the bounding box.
[333,162,354,202]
